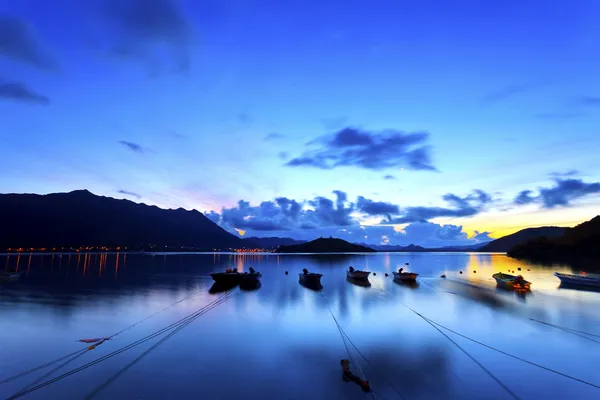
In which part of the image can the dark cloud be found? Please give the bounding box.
[0,81,50,104]
[383,175,397,180]
[0,15,57,70]
[514,190,536,205]
[118,140,147,153]
[264,133,285,141]
[286,127,436,171]
[356,196,399,216]
[103,0,192,73]
[385,190,492,224]
[483,84,533,103]
[117,189,141,199]
[514,177,600,208]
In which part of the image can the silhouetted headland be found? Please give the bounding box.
[479,226,566,252]
[274,237,375,253]
[0,190,245,252]
[508,216,600,264]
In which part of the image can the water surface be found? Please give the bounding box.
[1,252,599,399]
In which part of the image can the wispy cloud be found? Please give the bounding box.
[0,15,58,71]
[513,175,600,208]
[286,127,437,172]
[383,175,397,180]
[264,132,285,141]
[483,84,535,103]
[0,81,50,105]
[118,140,150,154]
[117,189,141,199]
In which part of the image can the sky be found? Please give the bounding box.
[1,0,599,247]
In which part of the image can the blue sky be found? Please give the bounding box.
[1,0,599,246]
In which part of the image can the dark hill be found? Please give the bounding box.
[0,190,245,251]
[508,216,600,262]
[479,226,566,252]
[243,236,307,249]
[274,237,375,253]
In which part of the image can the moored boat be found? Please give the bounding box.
[346,266,370,281]
[0,271,22,282]
[554,272,600,288]
[299,268,323,288]
[492,273,531,290]
[210,267,243,285]
[242,267,262,283]
[393,267,418,282]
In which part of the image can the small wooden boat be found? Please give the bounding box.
[346,267,370,281]
[0,271,22,282]
[492,273,531,290]
[554,272,600,288]
[393,268,418,282]
[242,267,262,283]
[299,269,323,287]
[210,268,243,285]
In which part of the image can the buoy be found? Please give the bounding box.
[440,274,446,278]
[518,267,521,271]
[527,269,530,271]
[405,262,409,265]
[385,273,389,277]
[373,272,376,276]
[459,271,463,274]
[285,271,288,275]
[474,271,477,273]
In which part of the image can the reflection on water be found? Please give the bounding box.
[1,252,599,400]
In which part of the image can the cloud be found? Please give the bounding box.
[513,176,600,208]
[0,81,50,104]
[356,196,399,216]
[264,133,285,141]
[549,170,578,178]
[207,190,496,246]
[385,190,492,224]
[118,140,149,153]
[483,84,534,103]
[514,190,536,205]
[383,175,397,180]
[117,189,141,199]
[286,127,436,171]
[0,15,57,70]
[102,0,192,73]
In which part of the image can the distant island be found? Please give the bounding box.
[478,226,566,252]
[508,215,600,263]
[274,237,376,253]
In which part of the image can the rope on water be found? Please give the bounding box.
[19,348,90,392]
[529,318,600,342]
[5,292,233,400]
[0,286,204,386]
[376,284,600,391]
[83,292,235,400]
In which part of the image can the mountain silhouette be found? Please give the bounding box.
[479,226,566,252]
[242,236,307,249]
[508,215,600,262]
[274,237,375,253]
[0,190,244,250]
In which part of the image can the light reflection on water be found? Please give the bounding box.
[1,252,599,400]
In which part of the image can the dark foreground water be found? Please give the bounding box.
[1,252,599,400]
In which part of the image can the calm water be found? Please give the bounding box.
[1,252,599,400]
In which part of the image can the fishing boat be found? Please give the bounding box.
[492,273,531,290]
[299,268,323,287]
[393,267,418,282]
[346,266,370,281]
[210,268,243,285]
[554,272,600,288]
[0,271,22,282]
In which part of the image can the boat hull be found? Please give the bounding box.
[393,272,418,282]
[346,271,370,281]
[242,272,262,283]
[554,272,600,288]
[299,273,323,288]
[492,273,531,290]
[210,272,242,285]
